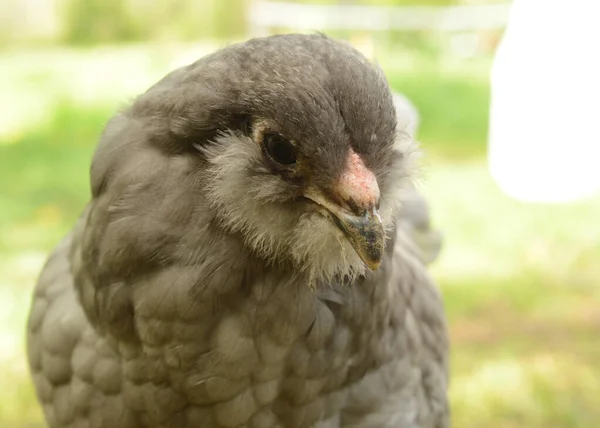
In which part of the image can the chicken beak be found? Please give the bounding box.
[306,148,385,270]
[330,206,385,270]
[305,191,385,270]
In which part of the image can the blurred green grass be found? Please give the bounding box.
[1,44,599,428]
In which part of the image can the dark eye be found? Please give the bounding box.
[263,132,297,166]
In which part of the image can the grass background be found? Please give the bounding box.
[1,42,599,427]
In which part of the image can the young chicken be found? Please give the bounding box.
[27,33,449,428]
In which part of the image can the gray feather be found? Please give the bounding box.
[27,34,449,428]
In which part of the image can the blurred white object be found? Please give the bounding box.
[488,0,600,203]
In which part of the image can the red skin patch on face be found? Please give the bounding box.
[334,149,380,210]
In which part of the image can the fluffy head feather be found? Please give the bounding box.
[86,33,418,287]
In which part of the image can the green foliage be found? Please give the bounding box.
[391,73,490,156]
[1,0,504,47]
[295,0,457,5]
[425,160,600,427]
[6,0,251,46]
[381,49,492,157]
[0,103,102,253]
[63,0,140,44]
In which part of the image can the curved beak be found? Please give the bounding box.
[305,149,385,270]
[330,206,385,270]
[305,191,385,270]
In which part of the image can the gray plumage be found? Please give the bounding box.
[27,34,449,428]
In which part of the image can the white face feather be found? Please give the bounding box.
[197,123,419,287]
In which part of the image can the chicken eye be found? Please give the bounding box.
[263,133,297,165]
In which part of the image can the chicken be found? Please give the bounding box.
[27,33,449,428]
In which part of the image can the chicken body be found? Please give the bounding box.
[27,34,449,428]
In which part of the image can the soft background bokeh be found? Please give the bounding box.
[1,0,599,427]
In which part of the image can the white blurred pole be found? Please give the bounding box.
[488,0,600,203]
